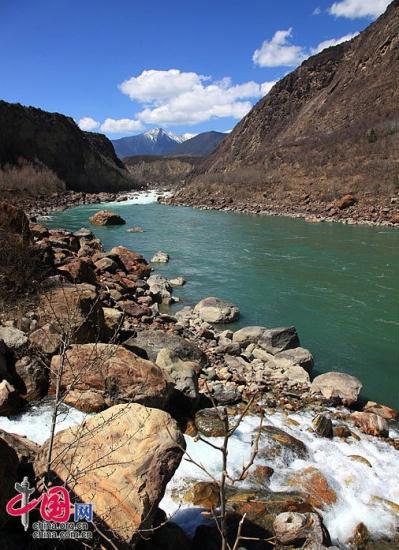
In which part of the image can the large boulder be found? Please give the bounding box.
[195,407,228,437]
[109,246,151,279]
[311,372,362,406]
[233,325,300,354]
[124,329,209,368]
[50,343,171,412]
[156,348,199,406]
[194,297,239,324]
[89,210,126,225]
[34,403,185,546]
[0,437,18,528]
[36,283,105,344]
[258,326,300,354]
[363,401,397,420]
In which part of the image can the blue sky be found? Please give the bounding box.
[0,0,391,138]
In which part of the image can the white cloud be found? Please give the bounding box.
[252,28,307,67]
[78,117,100,131]
[313,7,322,15]
[329,0,391,19]
[100,118,144,133]
[119,69,208,102]
[312,32,359,54]
[118,69,275,126]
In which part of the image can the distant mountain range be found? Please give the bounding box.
[112,128,226,158]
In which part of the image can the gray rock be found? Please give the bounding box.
[156,348,199,404]
[0,327,28,351]
[311,372,362,405]
[273,512,325,546]
[232,326,265,347]
[151,251,169,263]
[258,326,300,354]
[194,297,239,324]
[275,347,314,372]
[169,276,186,287]
[124,329,209,368]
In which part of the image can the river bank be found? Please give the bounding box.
[162,191,399,228]
[0,197,398,548]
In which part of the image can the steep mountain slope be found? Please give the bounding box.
[178,1,399,217]
[0,101,135,193]
[112,128,184,158]
[167,131,227,157]
[124,155,201,188]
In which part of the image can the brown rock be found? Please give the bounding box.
[118,300,151,318]
[0,429,39,467]
[50,343,171,412]
[351,411,389,437]
[109,246,151,279]
[37,283,105,343]
[184,481,220,509]
[310,371,362,405]
[288,467,337,510]
[364,401,397,420]
[195,407,228,437]
[335,194,357,209]
[58,258,96,284]
[348,455,372,468]
[34,403,185,545]
[89,210,126,225]
[260,425,308,463]
[29,323,61,354]
[63,388,106,413]
[312,413,333,438]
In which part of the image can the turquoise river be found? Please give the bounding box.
[46,194,399,408]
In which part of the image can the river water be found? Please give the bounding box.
[45,191,399,408]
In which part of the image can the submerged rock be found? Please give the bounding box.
[89,210,126,225]
[151,250,170,263]
[260,425,308,463]
[184,481,220,509]
[34,403,185,546]
[195,407,228,437]
[194,297,240,324]
[288,467,337,510]
[310,372,362,406]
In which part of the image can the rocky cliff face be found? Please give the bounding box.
[180,1,399,213]
[0,101,136,193]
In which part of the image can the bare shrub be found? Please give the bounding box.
[0,159,66,197]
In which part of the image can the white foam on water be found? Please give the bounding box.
[0,399,88,445]
[1,400,397,545]
[105,190,171,206]
[161,409,399,546]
